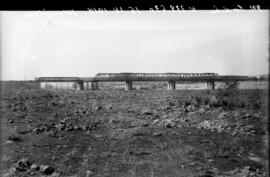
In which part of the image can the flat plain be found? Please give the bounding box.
[0,81,268,177]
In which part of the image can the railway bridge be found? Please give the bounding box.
[36,73,267,91]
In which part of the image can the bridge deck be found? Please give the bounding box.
[35,73,267,82]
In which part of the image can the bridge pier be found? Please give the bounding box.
[85,82,89,90]
[84,82,91,90]
[90,81,99,90]
[206,81,215,90]
[77,81,84,90]
[167,81,176,90]
[125,81,133,91]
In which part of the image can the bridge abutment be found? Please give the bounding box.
[206,81,215,90]
[167,81,176,90]
[90,81,99,90]
[125,81,133,91]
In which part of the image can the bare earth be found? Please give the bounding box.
[0,82,268,177]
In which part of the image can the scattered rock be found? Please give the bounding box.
[40,165,54,175]
[141,109,153,116]
[153,131,163,137]
[160,119,178,128]
[8,135,22,142]
[60,117,69,123]
[106,105,113,110]
[81,125,89,131]
[199,170,215,177]
[132,130,146,136]
[56,145,68,149]
[85,130,91,135]
[140,122,149,127]
[229,158,239,162]
[197,107,206,114]
[7,120,14,124]
[50,172,61,177]
[74,125,83,131]
[55,122,66,131]
[251,113,261,119]
[95,106,102,111]
[161,106,171,111]
[30,164,39,171]
[217,166,264,177]
[32,128,42,134]
[46,130,57,137]
[6,140,14,144]
[197,119,232,133]
[247,153,261,162]
[185,105,196,112]
[209,96,220,107]
[109,119,119,124]
[32,126,49,134]
[128,122,139,128]
[2,167,16,177]
[51,113,58,118]
[86,170,93,177]
[17,127,31,134]
[14,158,32,171]
[231,131,238,136]
[134,151,151,156]
[65,125,75,131]
[152,119,159,125]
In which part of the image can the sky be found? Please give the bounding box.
[0,10,269,80]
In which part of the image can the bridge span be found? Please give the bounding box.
[35,73,267,91]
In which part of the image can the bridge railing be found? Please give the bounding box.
[94,73,219,81]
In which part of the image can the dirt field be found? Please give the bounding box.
[0,82,268,177]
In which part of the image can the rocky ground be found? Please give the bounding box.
[0,85,268,177]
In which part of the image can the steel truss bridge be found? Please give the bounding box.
[36,73,267,91]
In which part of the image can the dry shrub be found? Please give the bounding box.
[215,89,244,110]
[215,88,264,110]
[194,96,202,105]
